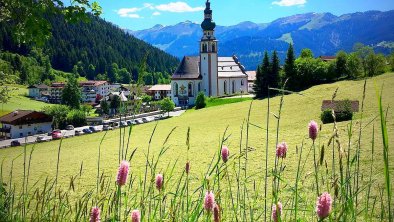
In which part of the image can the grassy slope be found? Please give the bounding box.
[0,85,53,116]
[1,73,393,198]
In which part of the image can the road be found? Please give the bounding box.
[0,109,185,149]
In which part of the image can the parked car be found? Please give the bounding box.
[36,136,46,142]
[83,128,92,134]
[89,126,100,132]
[126,120,133,126]
[103,125,113,131]
[135,119,143,124]
[51,130,62,140]
[11,140,21,147]
[120,121,128,127]
[113,122,119,128]
[66,125,74,130]
[142,117,154,123]
[75,130,82,136]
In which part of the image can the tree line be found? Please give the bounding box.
[253,43,393,98]
[0,13,179,85]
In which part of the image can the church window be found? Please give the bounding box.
[174,83,179,96]
[241,79,244,86]
[224,81,227,95]
[232,80,235,94]
[188,82,193,97]
[212,44,215,52]
[198,82,201,92]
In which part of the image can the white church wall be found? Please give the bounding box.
[218,77,248,97]
[171,80,201,106]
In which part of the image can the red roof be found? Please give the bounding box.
[51,81,108,88]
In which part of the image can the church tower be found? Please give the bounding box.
[200,0,218,97]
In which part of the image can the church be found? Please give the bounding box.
[171,0,248,107]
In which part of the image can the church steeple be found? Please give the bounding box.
[201,0,216,31]
[200,0,217,53]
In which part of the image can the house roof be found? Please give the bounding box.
[321,100,359,112]
[28,83,49,89]
[217,56,248,78]
[148,84,171,91]
[319,56,336,61]
[79,81,108,86]
[246,71,256,81]
[171,55,248,80]
[0,110,52,125]
[172,56,202,80]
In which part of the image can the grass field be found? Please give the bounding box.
[0,85,53,116]
[1,73,394,220]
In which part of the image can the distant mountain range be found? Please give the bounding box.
[127,10,394,70]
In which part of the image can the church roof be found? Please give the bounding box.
[218,57,248,78]
[171,56,202,80]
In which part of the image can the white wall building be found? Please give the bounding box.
[171,0,248,107]
[28,84,49,98]
[148,84,172,100]
[0,110,52,139]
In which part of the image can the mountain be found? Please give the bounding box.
[128,10,394,70]
[1,14,179,83]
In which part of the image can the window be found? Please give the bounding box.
[224,81,227,95]
[174,83,179,96]
[232,80,235,94]
[198,82,201,92]
[241,79,244,86]
[20,133,23,137]
[188,82,193,97]
[212,44,215,52]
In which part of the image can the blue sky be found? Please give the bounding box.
[95,0,394,30]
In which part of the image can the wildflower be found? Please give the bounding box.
[276,142,288,158]
[221,145,229,163]
[316,192,332,219]
[185,161,190,174]
[271,202,282,222]
[131,209,141,222]
[309,120,319,141]
[116,160,130,186]
[156,174,164,191]
[204,191,215,211]
[213,203,220,222]
[90,206,100,222]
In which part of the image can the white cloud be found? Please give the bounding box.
[144,3,155,10]
[272,0,306,7]
[117,8,143,18]
[152,11,161,16]
[155,2,204,13]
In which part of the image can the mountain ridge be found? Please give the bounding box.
[127,10,394,70]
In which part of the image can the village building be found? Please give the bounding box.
[171,0,248,106]
[246,71,256,93]
[0,110,52,139]
[147,84,171,100]
[28,83,49,99]
[47,81,120,104]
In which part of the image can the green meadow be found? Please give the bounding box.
[0,73,393,220]
[0,85,53,117]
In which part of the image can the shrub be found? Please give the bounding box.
[195,92,206,109]
[321,100,353,124]
[67,109,87,127]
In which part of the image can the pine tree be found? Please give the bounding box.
[254,51,270,98]
[284,43,296,90]
[270,50,280,90]
[61,75,81,109]
[253,65,263,98]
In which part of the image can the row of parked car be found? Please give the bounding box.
[9,116,162,147]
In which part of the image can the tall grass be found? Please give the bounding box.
[0,81,392,221]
